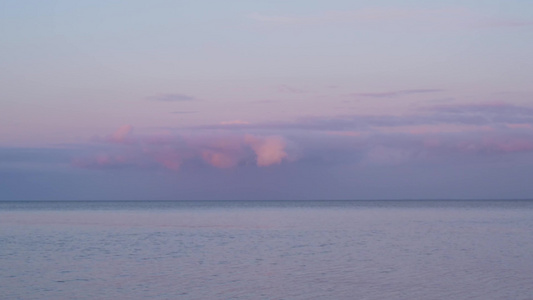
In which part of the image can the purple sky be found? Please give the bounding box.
[1,1,533,200]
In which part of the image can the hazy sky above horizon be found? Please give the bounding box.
[2,0,533,200]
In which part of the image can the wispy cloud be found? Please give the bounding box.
[194,102,533,132]
[423,102,533,115]
[351,89,443,98]
[148,93,197,102]
[220,120,250,126]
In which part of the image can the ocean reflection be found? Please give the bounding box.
[1,200,533,299]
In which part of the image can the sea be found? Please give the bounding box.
[1,200,532,300]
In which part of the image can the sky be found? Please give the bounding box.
[1,0,533,200]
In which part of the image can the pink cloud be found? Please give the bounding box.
[74,129,292,171]
[73,112,533,173]
[245,135,288,167]
[483,138,533,154]
[151,148,182,171]
[182,135,246,169]
[201,150,239,168]
[506,123,533,130]
[108,125,133,144]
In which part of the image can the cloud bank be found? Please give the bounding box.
[74,102,533,173]
[6,101,533,200]
[74,129,291,171]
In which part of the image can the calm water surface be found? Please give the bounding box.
[1,200,533,299]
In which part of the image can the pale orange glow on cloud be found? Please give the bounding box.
[201,150,239,168]
[81,130,293,170]
[109,125,133,143]
[482,138,533,153]
[506,123,533,130]
[152,149,181,171]
[245,135,288,167]
[105,126,289,172]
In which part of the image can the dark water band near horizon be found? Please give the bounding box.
[1,200,533,299]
